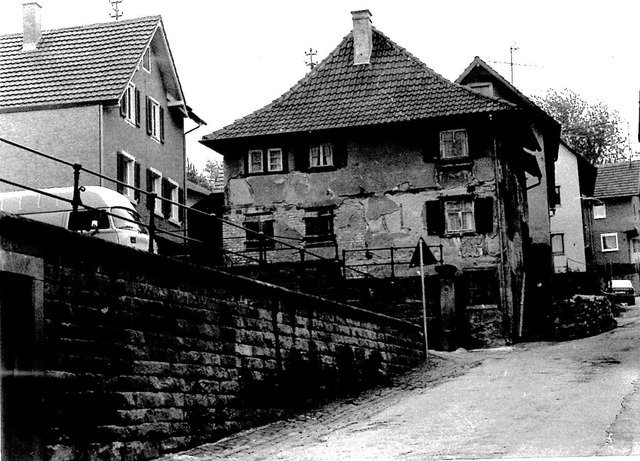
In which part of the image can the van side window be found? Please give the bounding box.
[68,210,109,231]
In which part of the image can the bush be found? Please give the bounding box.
[547,295,617,341]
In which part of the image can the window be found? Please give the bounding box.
[552,186,561,208]
[440,129,468,160]
[142,47,151,72]
[593,204,606,219]
[147,168,163,214]
[248,150,263,174]
[551,233,565,255]
[467,82,494,97]
[309,143,334,168]
[601,233,619,252]
[117,151,140,200]
[120,83,140,126]
[244,216,275,249]
[445,199,475,233]
[246,148,285,174]
[162,178,180,223]
[304,208,334,244]
[463,269,499,305]
[426,197,493,236]
[267,149,284,172]
[146,97,164,142]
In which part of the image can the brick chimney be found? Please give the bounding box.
[22,2,42,51]
[351,9,372,65]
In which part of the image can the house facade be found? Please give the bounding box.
[0,4,202,249]
[549,141,597,272]
[202,10,547,345]
[591,161,640,288]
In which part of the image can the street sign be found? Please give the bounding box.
[409,237,438,267]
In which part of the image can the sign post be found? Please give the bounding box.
[409,238,437,362]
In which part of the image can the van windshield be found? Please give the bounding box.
[110,207,148,234]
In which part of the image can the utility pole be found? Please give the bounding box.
[109,0,123,21]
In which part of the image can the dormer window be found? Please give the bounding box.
[142,48,151,73]
[440,129,468,160]
[309,143,333,168]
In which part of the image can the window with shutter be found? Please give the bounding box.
[122,84,137,126]
[147,168,163,214]
[445,199,474,233]
[303,207,334,244]
[116,151,136,199]
[146,97,162,142]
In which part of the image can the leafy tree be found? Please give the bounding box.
[533,89,629,164]
[187,160,215,191]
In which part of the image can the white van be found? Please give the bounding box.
[0,186,152,251]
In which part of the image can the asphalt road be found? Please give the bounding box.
[158,302,640,460]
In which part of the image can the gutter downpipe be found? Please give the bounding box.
[490,113,512,343]
[98,104,104,186]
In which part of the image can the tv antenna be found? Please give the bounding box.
[488,44,541,85]
[305,48,317,69]
[109,0,123,21]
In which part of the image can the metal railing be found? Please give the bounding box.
[342,244,443,279]
[0,137,376,281]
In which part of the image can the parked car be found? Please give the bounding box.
[605,280,636,305]
[0,186,153,252]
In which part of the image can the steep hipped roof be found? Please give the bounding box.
[0,16,183,111]
[202,27,516,143]
[593,161,640,199]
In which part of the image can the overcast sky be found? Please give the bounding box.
[2,0,639,168]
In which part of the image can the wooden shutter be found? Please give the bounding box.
[145,168,154,210]
[134,162,141,201]
[159,106,165,143]
[425,200,443,236]
[119,91,127,118]
[145,97,152,135]
[422,129,440,162]
[296,144,310,171]
[116,153,125,194]
[474,197,494,234]
[135,88,141,127]
[161,177,171,218]
[178,187,184,222]
[333,142,348,168]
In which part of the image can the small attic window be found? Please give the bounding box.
[468,82,494,98]
[143,48,151,73]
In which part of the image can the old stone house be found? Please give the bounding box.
[201,10,547,345]
[0,3,204,251]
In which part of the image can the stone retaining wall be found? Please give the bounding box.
[0,212,423,461]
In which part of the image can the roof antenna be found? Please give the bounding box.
[305,48,317,69]
[509,44,519,84]
[109,0,123,21]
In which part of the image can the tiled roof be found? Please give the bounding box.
[203,28,516,143]
[0,16,160,110]
[593,161,640,198]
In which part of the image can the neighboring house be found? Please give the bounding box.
[201,10,548,345]
[591,160,640,288]
[0,3,203,251]
[549,141,596,273]
[456,56,561,318]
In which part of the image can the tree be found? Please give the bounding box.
[187,160,214,191]
[533,89,629,164]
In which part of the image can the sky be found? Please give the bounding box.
[1,0,639,169]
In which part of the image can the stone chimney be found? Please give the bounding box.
[22,2,42,51]
[351,9,372,65]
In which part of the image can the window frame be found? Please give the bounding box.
[244,216,275,249]
[122,83,138,126]
[142,47,151,73]
[439,129,469,160]
[601,232,619,252]
[166,178,180,224]
[267,148,284,172]
[147,96,163,142]
[303,207,335,244]
[247,149,264,174]
[551,233,565,255]
[148,168,163,216]
[593,204,606,219]
[309,143,334,169]
[118,151,136,200]
[444,198,475,234]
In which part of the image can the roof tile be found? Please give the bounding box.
[594,161,640,198]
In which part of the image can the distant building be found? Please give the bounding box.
[549,141,596,273]
[0,3,204,250]
[201,10,554,345]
